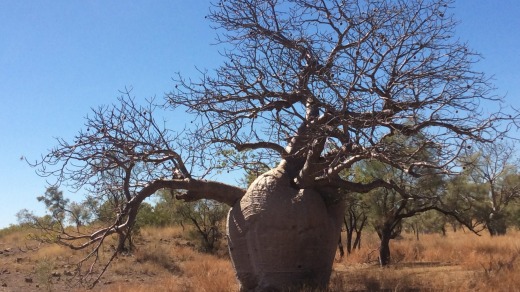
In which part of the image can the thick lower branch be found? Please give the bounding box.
[72,178,245,249]
[315,177,402,194]
[138,178,246,207]
[215,139,287,156]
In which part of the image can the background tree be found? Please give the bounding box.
[91,187,140,252]
[148,190,183,227]
[146,189,230,252]
[351,133,484,266]
[507,203,520,230]
[35,187,97,229]
[177,199,229,252]
[30,0,517,290]
[404,209,451,238]
[460,143,520,235]
[16,187,99,245]
[341,192,369,256]
[354,159,443,266]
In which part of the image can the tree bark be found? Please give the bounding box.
[227,166,345,291]
[114,226,135,253]
[487,212,507,236]
[353,229,362,250]
[353,215,366,250]
[344,215,353,255]
[378,224,393,267]
[346,229,353,255]
[337,236,345,258]
[379,236,391,267]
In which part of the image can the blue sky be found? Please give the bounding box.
[1,0,519,229]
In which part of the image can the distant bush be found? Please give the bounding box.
[179,199,229,253]
[0,224,31,238]
[35,257,55,292]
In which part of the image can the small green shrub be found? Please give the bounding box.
[35,257,55,292]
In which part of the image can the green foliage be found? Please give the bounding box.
[134,201,177,230]
[102,189,231,253]
[18,186,230,254]
[35,257,55,292]
[507,204,520,229]
[346,134,457,265]
[0,223,31,237]
[95,199,117,225]
[131,189,230,253]
[342,192,369,254]
[30,187,98,228]
[150,190,185,226]
[178,199,229,253]
[36,187,69,222]
[136,202,157,226]
[16,209,60,232]
[447,144,520,235]
[404,210,450,236]
[241,164,271,188]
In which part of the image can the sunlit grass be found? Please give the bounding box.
[335,229,520,291]
[3,223,520,291]
[101,239,237,292]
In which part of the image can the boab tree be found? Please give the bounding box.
[32,0,517,290]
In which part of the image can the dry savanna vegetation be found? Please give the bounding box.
[23,0,520,290]
[1,224,519,292]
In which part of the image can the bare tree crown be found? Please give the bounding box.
[168,0,514,188]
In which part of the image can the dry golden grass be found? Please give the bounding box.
[334,229,520,291]
[102,227,520,292]
[2,224,520,291]
[93,225,237,292]
[97,246,237,292]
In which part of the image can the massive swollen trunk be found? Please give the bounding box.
[227,165,345,291]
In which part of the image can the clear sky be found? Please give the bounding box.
[1,0,519,229]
